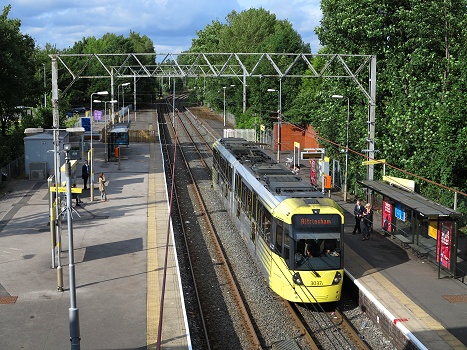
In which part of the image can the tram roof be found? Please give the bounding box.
[358,180,461,218]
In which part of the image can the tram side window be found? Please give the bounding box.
[264,215,271,242]
[241,183,247,210]
[275,222,283,255]
[252,193,258,221]
[258,205,271,242]
[283,230,290,263]
[235,174,241,198]
[245,187,253,216]
[226,165,232,188]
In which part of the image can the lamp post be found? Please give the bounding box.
[103,100,117,162]
[43,63,47,108]
[332,94,350,202]
[118,82,130,117]
[223,84,235,127]
[63,143,81,349]
[25,127,84,333]
[90,91,108,201]
[267,89,281,162]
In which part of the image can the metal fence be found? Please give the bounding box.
[129,130,157,143]
[0,156,25,186]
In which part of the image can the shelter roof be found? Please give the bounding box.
[358,180,461,218]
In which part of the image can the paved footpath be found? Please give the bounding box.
[0,142,151,349]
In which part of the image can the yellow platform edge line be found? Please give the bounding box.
[347,246,464,349]
[147,142,160,348]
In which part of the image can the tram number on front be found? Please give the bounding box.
[309,281,323,286]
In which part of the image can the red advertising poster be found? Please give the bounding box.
[436,221,452,269]
[309,159,317,186]
[382,200,393,234]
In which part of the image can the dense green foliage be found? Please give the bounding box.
[59,31,156,104]
[312,0,467,210]
[1,3,466,214]
[187,8,310,124]
[186,3,467,212]
[0,5,42,165]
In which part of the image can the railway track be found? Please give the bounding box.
[157,97,383,349]
[158,100,262,349]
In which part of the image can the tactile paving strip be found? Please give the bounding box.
[443,294,467,303]
[0,296,18,304]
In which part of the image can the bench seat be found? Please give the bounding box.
[394,234,411,248]
[408,244,429,258]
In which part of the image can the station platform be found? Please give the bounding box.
[335,194,467,350]
[0,110,190,349]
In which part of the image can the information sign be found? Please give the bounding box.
[93,110,102,121]
[395,202,405,221]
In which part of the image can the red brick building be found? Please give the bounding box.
[273,123,320,151]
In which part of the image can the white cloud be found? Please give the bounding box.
[7,0,321,52]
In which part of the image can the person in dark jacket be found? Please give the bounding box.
[362,203,374,240]
[352,199,364,234]
[81,160,89,190]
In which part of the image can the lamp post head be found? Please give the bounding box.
[267,89,276,92]
[96,91,109,96]
[121,83,130,87]
[93,99,102,103]
[332,94,344,99]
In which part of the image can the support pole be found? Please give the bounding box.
[65,149,81,349]
[51,56,63,291]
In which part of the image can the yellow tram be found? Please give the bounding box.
[212,138,344,303]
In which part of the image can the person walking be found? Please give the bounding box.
[352,199,364,234]
[362,203,374,240]
[81,160,89,190]
[98,172,107,202]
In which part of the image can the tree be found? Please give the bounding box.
[312,0,467,207]
[0,5,40,135]
[58,31,156,105]
[188,8,310,124]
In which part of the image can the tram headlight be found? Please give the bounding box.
[293,272,303,285]
[332,271,342,285]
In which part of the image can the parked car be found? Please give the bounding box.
[66,106,87,118]
[71,106,86,113]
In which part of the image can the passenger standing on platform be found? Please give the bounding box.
[352,200,364,234]
[81,160,89,190]
[362,203,374,240]
[98,172,107,202]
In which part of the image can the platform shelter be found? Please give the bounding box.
[358,178,464,279]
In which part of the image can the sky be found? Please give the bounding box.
[7,0,323,53]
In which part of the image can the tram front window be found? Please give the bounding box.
[293,238,341,270]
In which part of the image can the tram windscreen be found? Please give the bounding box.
[292,214,342,270]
